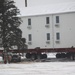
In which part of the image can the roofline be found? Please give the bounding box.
[19,11,75,18]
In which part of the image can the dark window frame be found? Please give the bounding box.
[56,16,59,23]
[28,34,32,41]
[46,17,49,24]
[47,33,50,40]
[28,18,31,25]
[56,33,60,40]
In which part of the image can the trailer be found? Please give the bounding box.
[24,47,75,60]
[0,46,75,61]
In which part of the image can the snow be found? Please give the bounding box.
[0,54,75,75]
[19,2,75,17]
[0,62,75,75]
[14,0,75,8]
[27,0,75,7]
[0,57,2,61]
[47,53,56,58]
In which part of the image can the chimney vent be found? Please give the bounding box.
[25,0,27,7]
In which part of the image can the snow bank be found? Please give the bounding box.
[0,62,75,75]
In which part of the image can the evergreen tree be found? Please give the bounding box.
[0,0,27,63]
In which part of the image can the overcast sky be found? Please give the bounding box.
[14,0,75,8]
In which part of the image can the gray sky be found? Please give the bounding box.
[14,0,75,8]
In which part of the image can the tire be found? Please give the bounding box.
[18,57,21,62]
[31,53,37,60]
[56,54,61,58]
[37,53,42,59]
[26,53,31,59]
[66,52,71,58]
[42,54,47,59]
[61,53,66,58]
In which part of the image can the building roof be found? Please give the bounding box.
[19,2,75,17]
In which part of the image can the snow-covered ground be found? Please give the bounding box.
[0,62,75,75]
[0,54,75,75]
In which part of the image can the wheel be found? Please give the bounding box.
[56,53,61,58]
[31,53,37,60]
[37,53,42,59]
[66,52,71,58]
[42,54,47,59]
[26,53,31,59]
[18,57,21,62]
[61,53,66,58]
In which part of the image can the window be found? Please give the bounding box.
[46,17,49,24]
[56,16,59,23]
[56,33,60,40]
[47,33,50,40]
[28,34,32,41]
[28,18,31,25]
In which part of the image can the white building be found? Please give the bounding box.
[19,2,75,49]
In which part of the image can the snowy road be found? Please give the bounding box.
[0,62,75,75]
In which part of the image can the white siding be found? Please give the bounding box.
[53,13,75,48]
[20,12,75,49]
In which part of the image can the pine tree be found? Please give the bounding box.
[0,0,27,63]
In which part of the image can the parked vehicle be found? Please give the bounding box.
[11,54,21,62]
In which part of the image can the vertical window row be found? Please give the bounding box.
[55,16,60,42]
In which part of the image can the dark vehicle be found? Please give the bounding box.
[11,55,21,62]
